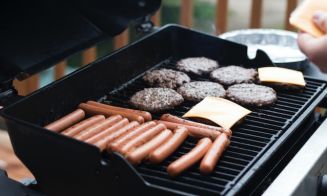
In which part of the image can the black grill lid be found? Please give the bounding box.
[0,0,161,84]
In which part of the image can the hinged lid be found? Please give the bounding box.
[0,0,161,84]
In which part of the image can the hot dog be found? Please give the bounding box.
[149,127,188,164]
[199,133,230,174]
[126,129,173,165]
[108,121,157,152]
[156,120,219,141]
[79,103,144,124]
[94,121,140,151]
[167,137,212,177]
[87,101,152,121]
[74,115,124,141]
[61,115,105,137]
[119,123,167,155]
[45,109,85,132]
[160,114,232,137]
[85,118,130,144]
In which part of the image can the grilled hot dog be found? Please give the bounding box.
[156,120,219,141]
[94,121,140,151]
[167,137,212,177]
[87,101,152,121]
[108,121,157,152]
[79,103,144,124]
[74,115,123,141]
[199,133,230,174]
[85,118,130,145]
[126,129,172,165]
[119,123,166,155]
[61,115,105,137]
[160,114,232,137]
[45,109,85,132]
[149,127,188,164]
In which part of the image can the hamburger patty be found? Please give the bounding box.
[142,68,191,89]
[210,65,258,86]
[176,57,219,75]
[130,88,184,112]
[177,81,226,102]
[226,83,277,107]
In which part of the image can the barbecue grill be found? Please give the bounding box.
[1,1,327,196]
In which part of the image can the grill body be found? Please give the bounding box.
[1,25,327,196]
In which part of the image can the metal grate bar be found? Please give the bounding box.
[142,174,223,195]
[277,97,306,105]
[252,110,292,119]
[232,132,271,143]
[231,135,268,147]
[245,116,286,127]
[275,99,304,107]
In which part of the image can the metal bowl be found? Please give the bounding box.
[220,29,308,70]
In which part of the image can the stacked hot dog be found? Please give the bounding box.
[44,101,232,176]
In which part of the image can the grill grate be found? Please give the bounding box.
[103,58,326,195]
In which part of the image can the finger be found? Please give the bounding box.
[298,33,327,70]
[313,11,327,33]
[298,33,327,56]
[297,33,318,57]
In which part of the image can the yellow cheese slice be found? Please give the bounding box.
[183,97,251,129]
[290,0,327,37]
[258,67,306,87]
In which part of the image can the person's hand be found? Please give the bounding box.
[298,11,327,72]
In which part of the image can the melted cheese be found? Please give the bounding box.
[258,67,306,86]
[183,97,251,129]
[290,0,327,37]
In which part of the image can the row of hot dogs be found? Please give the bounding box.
[44,101,232,176]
